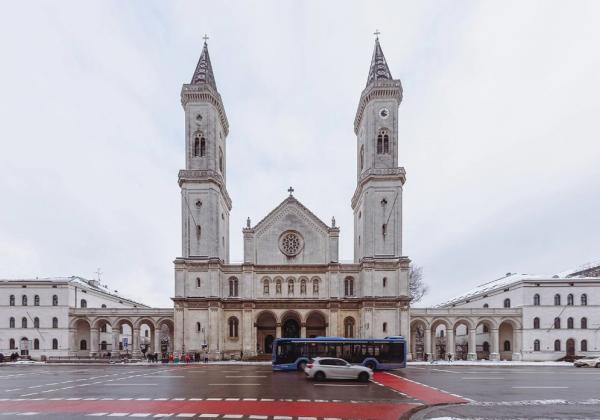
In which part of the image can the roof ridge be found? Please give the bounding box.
[251,195,332,232]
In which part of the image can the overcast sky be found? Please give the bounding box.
[1,1,599,308]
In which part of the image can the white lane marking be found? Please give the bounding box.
[273,417,293,420]
[198,415,219,418]
[242,398,257,401]
[153,415,173,418]
[431,368,460,374]
[313,384,368,387]
[107,414,129,417]
[223,416,243,419]
[512,386,569,389]
[225,376,267,378]
[105,384,158,386]
[225,398,239,401]
[208,383,261,386]
[189,398,203,401]
[206,398,221,401]
[17,413,39,416]
[249,416,268,419]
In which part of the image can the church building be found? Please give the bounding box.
[172,38,411,359]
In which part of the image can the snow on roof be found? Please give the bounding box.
[0,275,148,307]
[555,259,600,278]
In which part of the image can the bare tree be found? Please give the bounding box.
[409,265,428,303]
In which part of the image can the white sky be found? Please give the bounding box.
[1,1,599,307]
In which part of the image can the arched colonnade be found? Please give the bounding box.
[69,308,174,358]
[409,308,523,361]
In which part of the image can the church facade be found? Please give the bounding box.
[172,39,411,359]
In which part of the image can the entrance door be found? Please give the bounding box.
[283,319,300,338]
[566,339,575,358]
[264,335,274,354]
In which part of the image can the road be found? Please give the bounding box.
[0,363,599,419]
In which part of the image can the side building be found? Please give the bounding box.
[0,276,149,359]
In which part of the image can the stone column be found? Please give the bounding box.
[446,328,455,360]
[154,330,161,355]
[490,328,500,361]
[69,328,77,356]
[467,328,477,360]
[300,323,307,338]
[112,330,121,358]
[90,328,99,358]
[276,323,282,338]
[132,328,141,357]
[512,329,523,361]
[424,328,432,361]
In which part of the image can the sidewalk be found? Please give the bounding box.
[409,360,573,367]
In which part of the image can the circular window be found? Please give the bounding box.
[279,231,304,257]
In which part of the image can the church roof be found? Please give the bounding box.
[250,194,333,234]
[366,37,393,86]
[191,41,218,89]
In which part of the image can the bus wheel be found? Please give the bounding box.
[297,361,307,371]
[358,372,370,382]
[314,371,326,381]
[365,361,376,371]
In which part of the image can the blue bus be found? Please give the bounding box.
[272,336,406,371]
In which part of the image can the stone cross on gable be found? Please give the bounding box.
[374,29,381,38]
[288,186,294,196]
[95,268,102,281]
[203,34,209,43]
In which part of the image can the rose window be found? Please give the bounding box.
[279,231,303,256]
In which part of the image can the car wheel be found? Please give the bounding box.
[358,372,370,382]
[575,364,582,368]
[314,371,326,381]
[365,361,376,371]
[297,361,307,371]
[595,363,600,368]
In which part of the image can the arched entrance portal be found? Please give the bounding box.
[566,338,575,359]
[306,312,327,338]
[256,312,276,354]
[283,319,300,338]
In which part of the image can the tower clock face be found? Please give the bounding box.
[379,108,390,119]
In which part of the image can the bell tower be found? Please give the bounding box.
[179,39,231,261]
[352,36,406,262]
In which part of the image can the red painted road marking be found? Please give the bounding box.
[0,400,417,420]
[373,372,469,405]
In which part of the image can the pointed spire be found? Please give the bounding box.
[191,36,217,90]
[366,36,393,86]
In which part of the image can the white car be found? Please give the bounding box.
[304,357,373,382]
[574,356,600,368]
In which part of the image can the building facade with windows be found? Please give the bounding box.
[172,38,411,359]
[0,277,147,358]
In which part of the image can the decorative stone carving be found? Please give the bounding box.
[279,231,304,257]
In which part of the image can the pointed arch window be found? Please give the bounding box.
[344,317,355,338]
[34,317,39,329]
[34,338,40,350]
[312,278,319,295]
[9,317,15,328]
[300,279,307,295]
[52,338,58,350]
[533,317,540,329]
[554,317,561,329]
[567,294,574,306]
[581,317,588,329]
[383,133,389,153]
[582,339,588,351]
[228,317,239,338]
[9,295,15,306]
[567,317,574,329]
[554,339,561,351]
[228,278,239,297]
[22,295,27,306]
[554,294,561,306]
[533,294,540,306]
[263,279,269,295]
[581,294,588,306]
[200,137,206,157]
[34,295,40,306]
[22,317,28,328]
[377,133,383,154]
[344,277,355,297]
[9,338,15,350]
[193,137,199,156]
[533,339,540,351]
